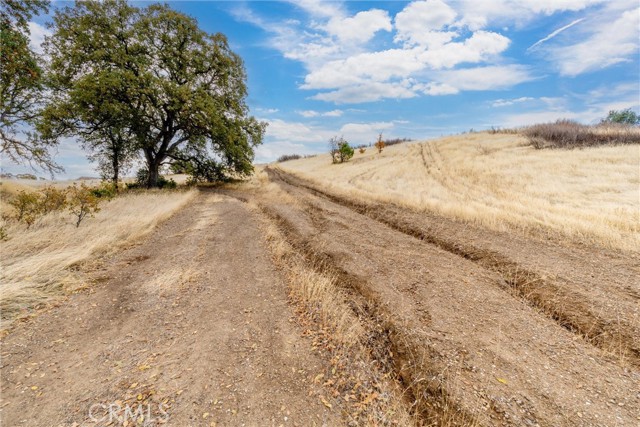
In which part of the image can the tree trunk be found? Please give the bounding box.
[112,155,119,192]
[147,160,160,188]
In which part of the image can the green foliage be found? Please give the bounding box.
[602,108,640,125]
[8,190,42,228]
[90,182,118,199]
[330,136,354,164]
[0,0,61,175]
[67,183,101,228]
[39,186,67,214]
[127,168,176,189]
[40,0,266,188]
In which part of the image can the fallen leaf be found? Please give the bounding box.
[320,396,332,409]
[496,378,508,384]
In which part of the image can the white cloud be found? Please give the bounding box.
[491,96,535,107]
[339,121,395,144]
[394,0,458,48]
[311,81,417,104]
[457,0,605,30]
[418,30,510,69]
[325,9,392,44]
[433,65,535,92]
[298,109,344,118]
[547,7,639,76]
[263,118,334,143]
[28,21,50,55]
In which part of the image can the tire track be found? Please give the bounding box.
[267,167,640,367]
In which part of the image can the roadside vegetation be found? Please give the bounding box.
[0,179,195,327]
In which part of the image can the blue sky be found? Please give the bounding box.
[5,0,640,178]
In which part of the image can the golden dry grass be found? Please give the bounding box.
[277,133,640,251]
[0,189,196,326]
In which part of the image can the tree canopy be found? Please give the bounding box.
[40,0,265,187]
[1,0,61,174]
[602,108,640,126]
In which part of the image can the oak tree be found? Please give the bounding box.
[40,0,265,187]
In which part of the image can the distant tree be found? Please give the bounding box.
[601,108,640,125]
[329,136,354,164]
[374,133,385,153]
[0,0,61,174]
[84,127,137,190]
[40,0,265,188]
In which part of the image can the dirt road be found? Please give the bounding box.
[247,168,640,426]
[1,192,336,426]
[2,171,639,426]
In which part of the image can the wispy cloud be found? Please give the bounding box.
[528,18,584,50]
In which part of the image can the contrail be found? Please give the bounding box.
[528,18,584,50]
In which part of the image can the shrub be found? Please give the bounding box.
[128,168,177,189]
[91,182,118,199]
[359,147,366,154]
[374,133,385,153]
[383,137,412,146]
[9,190,42,228]
[329,136,354,163]
[277,154,302,162]
[67,183,101,227]
[40,186,67,214]
[523,119,640,149]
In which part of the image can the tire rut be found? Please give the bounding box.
[267,167,640,367]
[255,200,481,426]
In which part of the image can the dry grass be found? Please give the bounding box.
[277,133,640,251]
[244,174,414,425]
[523,120,640,149]
[0,188,196,326]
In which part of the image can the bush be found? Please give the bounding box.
[277,154,302,162]
[374,133,385,153]
[8,190,42,228]
[67,183,101,227]
[358,147,366,154]
[91,182,118,199]
[329,136,354,164]
[523,119,640,149]
[128,168,177,189]
[40,186,67,214]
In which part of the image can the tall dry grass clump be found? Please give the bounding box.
[0,189,195,326]
[523,119,640,149]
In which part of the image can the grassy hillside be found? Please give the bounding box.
[277,133,639,251]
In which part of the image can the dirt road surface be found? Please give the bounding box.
[1,192,337,426]
[2,171,639,427]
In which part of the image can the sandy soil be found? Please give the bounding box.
[0,192,337,426]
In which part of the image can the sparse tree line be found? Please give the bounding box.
[1,0,265,188]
